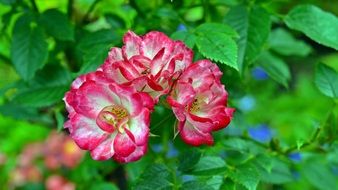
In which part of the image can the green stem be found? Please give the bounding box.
[67,0,74,18]
[82,0,102,24]
[29,0,39,13]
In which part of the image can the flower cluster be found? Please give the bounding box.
[64,31,234,163]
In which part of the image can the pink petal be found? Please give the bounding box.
[113,144,147,163]
[73,80,120,118]
[140,31,173,60]
[90,136,115,160]
[128,109,150,145]
[69,114,107,151]
[108,47,123,62]
[179,119,214,146]
[113,133,136,157]
[122,31,142,59]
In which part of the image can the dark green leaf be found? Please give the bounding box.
[11,64,71,108]
[269,28,312,56]
[191,156,227,176]
[302,160,337,190]
[227,162,260,190]
[55,110,65,132]
[259,158,293,184]
[178,148,202,172]
[39,9,74,41]
[135,163,174,190]
[315,64,338,98]
[224,5,271,73]
[256,51,291,87]
[285,5,338,50]
[105,13,126,29]
[170,31,196,49]
[180,181,213,190]
[0,0,16,5]
[79,44,110,74]
[196,32,238,70]
[12,86,67,107]
[11,14,48,81]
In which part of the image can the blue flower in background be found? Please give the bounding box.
[166,142,178,158]
[177,24,187,31]
[181,175,195,182]
[288,152,302,162]
[151,144,163,153]
[291,170,301,180]
[238,95,255,112]
[331,166,338,176]
[252,67,269,80]
[248,124,274,143]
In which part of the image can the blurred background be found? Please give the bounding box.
[0,0,337,189]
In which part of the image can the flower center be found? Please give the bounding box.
[186,98,200,113]
[96,105,129,133]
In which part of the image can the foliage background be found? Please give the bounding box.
[0,0,337,189]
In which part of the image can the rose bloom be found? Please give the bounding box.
[168,60,234,146]
[100,31,193,101]
[64,71,154,163]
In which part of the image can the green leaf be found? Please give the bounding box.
[79,44,110,74]
[178,148,202,172]
[227,162,260,190]
[11,14,48,81]
[39,9,74,41]
[135,163,174,190]
[269,28,312,56]
[77,29,121,74]
[12,64,71,108]
[259,158,293,184]
[105,13,126,29]
[191,156,227,176]
[90,182,119,190]
[315,64,338,98]
[170,31,196,49]
[196,32,238,70]
[55,110,65,132]
[195,23,238,38]
[285,5,338,50]
[180,181,212,190]
[256,51,291,87]
[224,5,271,73]
[253,154,273,173]
[302,160,337,190]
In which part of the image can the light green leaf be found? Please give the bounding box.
[90,182,119,190]
[178,148,202,172]
[256,51,291,87]
[11,14,48,81]
[39,9,74,41]
[285,5,338,50]
[135,164,174,190]
[224,5,271,73]
[227,162,260,190]
[315,63,338,98]
[195,23,238,38]
[196,32,238,70]
[191,156,227,176]
[269,28,312,56]
[170,30,196,48]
